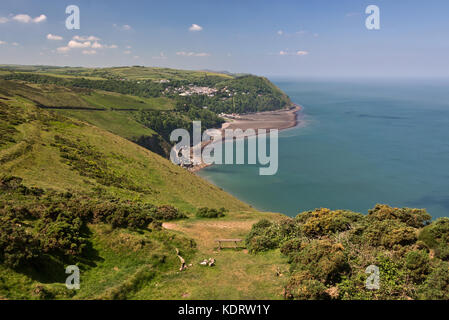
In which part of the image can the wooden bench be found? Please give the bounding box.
[215,239,244,250]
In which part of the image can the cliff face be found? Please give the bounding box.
[134,134,171,158]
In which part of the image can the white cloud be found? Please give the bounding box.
[0,41,6,45]
[176,51,210,57]
[12,42,19,46]
[68,40,91,48]
[12,14,32,23]
[12,14,46,23]
[56,36,118,54]
[189,24,203,32]
[73,35,100,41]
[47,34,63,41]
[122,24,132,31]
[124,50,132,54]
[279,50,309,56]
[277,30,283,36]
[91,42,103,49]
[0,17,8,24]
[33,14,47,23]
[82,50,97,55]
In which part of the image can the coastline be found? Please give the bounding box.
[189,104,302,172]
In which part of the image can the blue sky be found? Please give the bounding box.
[0,0,448,78]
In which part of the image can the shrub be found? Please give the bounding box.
[360,219,417,248]
[91,201,154,230]
[284,270,329,300]
[37,207,86,256]
[196,207,227,218]
[290,239,349,285]
[151,205,188,221]
[418,218,449,260]
[296,208,363,238]
[368,204,431,228]
[280,238,303,259]
[418,261,449,300]
[246,218,300,253]
[0,217,39,268]
[405,250,430,283]
[246,235,279,254]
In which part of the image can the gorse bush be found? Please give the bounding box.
[368,204,431,228]
[296,208,363,238]
[418,217,449,260]
[246,205,448,300]
[0,176,165,269]
[196,207,227,218]
[245,218,301,253]
[290,239,349,285]
[150,205,188,221]
[0,217,39,268]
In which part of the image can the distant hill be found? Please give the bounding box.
[0,66,292,159]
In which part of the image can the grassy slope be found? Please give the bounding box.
[0,90,291,299]
[0,80,171,149]
[0,68,293,299]
[0,99,247,212]
[143,211,289,300]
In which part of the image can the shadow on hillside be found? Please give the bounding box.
[16,226,104,284]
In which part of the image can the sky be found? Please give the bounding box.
[0,0,448,78]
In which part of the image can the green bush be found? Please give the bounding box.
[418,260,449,300]
[196,207,227,218]
[246,218,300,253]
[290,239,349,285]
[284,270,329,300]
[150,205,188,221]
[359,219,417,248]
[368,204,431,228]
[0,217,39,268]
[280,238,303,259]
[405,250,430,283]
[37,207,86,256]
[296,208,363,238]
[418,217,449,260]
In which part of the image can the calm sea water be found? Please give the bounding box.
[197,79,449,219]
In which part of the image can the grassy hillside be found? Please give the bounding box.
[1,83,288,300]
[0,91,248,211]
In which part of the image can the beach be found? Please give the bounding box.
[189,104,302,172]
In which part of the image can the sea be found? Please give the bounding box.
[197,78,449,219]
